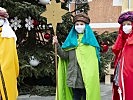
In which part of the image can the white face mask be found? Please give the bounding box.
[122,25,132,34]
[75,24,85,33]
[0,19,5,26]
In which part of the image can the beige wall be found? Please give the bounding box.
[88,0,122,33]
[88,0,121,23]
[69,0,122,33]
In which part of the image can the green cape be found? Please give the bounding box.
[57,43,101,100]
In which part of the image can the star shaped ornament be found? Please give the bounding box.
[41,0,67,34]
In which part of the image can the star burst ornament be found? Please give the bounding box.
[10,17,21,31]
[25,16,34,31]
[41,0,67,33]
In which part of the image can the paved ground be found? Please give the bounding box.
[18,83,112,100]
[100,83,112,100]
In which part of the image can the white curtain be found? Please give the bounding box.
[113,0,122,6]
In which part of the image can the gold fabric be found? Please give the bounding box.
[0,29,19,100]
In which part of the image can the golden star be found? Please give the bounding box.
[41,0,68,33]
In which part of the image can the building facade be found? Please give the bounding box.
[68,0,133,33]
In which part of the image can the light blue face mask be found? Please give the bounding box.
[0,18,5,26]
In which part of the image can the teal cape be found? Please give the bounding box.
[62,24,100,61]
[57,29,101,100]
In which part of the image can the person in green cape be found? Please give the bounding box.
[53,13,101,100]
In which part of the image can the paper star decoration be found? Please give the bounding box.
[41,0,67,34]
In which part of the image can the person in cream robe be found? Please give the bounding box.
[0,7,19,100]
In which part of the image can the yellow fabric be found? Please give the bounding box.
[0,29,19,100]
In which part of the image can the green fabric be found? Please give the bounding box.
[76,39,101,100]
[58,58,73,100]
[61,24,100,61]
[57,38,101,100]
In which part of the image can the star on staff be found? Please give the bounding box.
[41,0,67,33]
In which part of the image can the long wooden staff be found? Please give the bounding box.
[54,33,59,100]
[41,1,67,100]
[0,65,8,100]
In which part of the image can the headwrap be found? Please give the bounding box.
[61,24,100,60]
[113,11,133,54]
[0,7,9,18]
[73,13,90,24]
[112,22,133,66]
[1,18,17,41]
[113,11,133,59]
[118,11,133,24]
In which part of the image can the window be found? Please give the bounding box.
[113,0,122,6]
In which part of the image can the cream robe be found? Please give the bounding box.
[0,27,19,100]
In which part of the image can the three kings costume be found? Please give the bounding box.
[57,24,101,100]
[0,19,19,100]
[112,11,133,100]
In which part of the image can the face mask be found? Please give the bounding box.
[75,24,85,33]
[122,25,132,34]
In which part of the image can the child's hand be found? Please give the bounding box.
[52,35,58,45]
